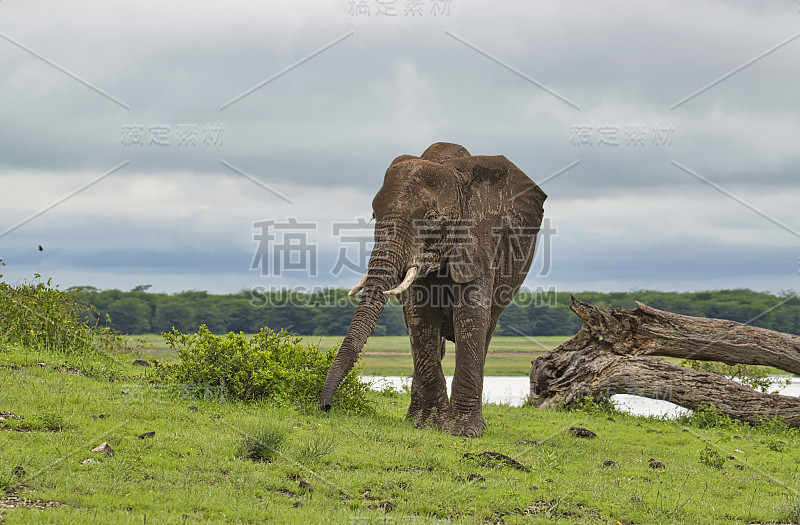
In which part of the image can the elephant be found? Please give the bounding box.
[319,142,547,437]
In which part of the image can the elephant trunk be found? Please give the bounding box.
[319,232,412,410]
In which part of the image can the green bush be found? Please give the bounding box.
[764,438,786,452]
[0,262,94,355]
[575,394,620,416]
[0,259,124,378]
[158,325,372,412]
[755,415,795,436]
[679,403,736,430]
[699,446,725,469]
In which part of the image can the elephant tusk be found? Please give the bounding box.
[348,273,369,296]
[384,266,418,296]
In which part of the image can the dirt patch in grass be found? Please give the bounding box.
[0,492,65,511]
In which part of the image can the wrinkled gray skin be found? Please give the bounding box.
[319,142,546,437]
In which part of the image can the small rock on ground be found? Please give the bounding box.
[91,442,114,456]
[569,427,597,439]
[462,451,530,472]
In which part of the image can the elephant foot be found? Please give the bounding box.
[407,403,450,430]
[451,414,487,438]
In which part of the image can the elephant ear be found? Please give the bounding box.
[445,155,547,284]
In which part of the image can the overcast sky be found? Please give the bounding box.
[0,0,798,296]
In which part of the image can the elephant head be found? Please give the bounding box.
[319,142,546,410]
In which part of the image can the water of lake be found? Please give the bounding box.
[364,375,800,418]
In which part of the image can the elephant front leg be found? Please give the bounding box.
[450,293,492,437]
[407,325,450,430]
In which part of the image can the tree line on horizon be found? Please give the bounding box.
[72,287,800,337]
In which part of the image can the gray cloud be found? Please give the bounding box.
[0,0,798,293]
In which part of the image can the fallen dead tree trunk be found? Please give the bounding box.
[529,298,800,426]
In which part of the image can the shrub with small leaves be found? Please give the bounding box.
[377,383,400,397]
[0,259,125,379]
[699,446,725,469]
[1,261,90,353]
[679,403,736,430]
[575,394,619,416]
[158,325,372,412]
[755,415,794,436]
[765,438,786,452]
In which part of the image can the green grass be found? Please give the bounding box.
[3,342,800,524]
[133,335,570,376]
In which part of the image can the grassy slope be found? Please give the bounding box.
[3,343,800,524]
